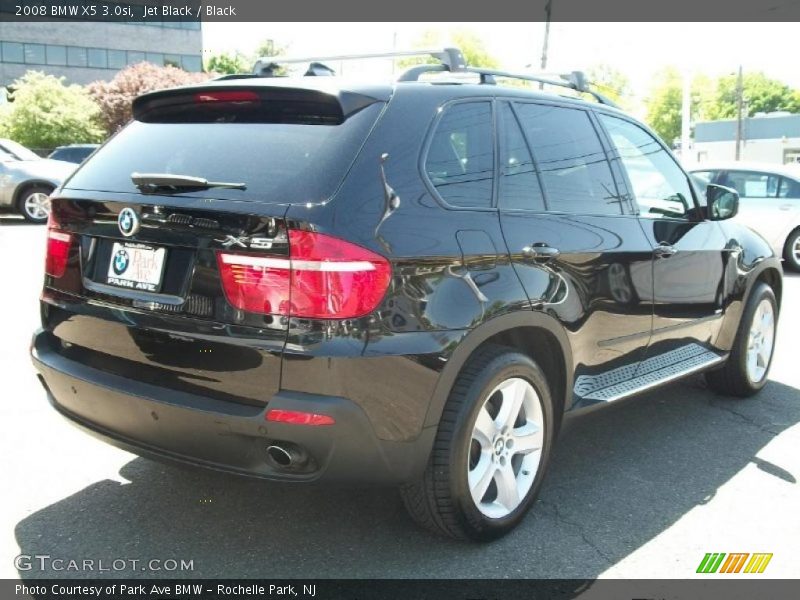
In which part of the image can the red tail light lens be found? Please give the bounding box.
[216,253,291,315]
[194,90,259,103]
[266,409,335,426]
[45,216,72,278]
[216,230,391,319]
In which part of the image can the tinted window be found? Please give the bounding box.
[2,42,23,63]
[515,103,621,215]
[181,56,202,72]
[599,114,694,219]
[46,45,67,66]
[24,44,45,64]
[66,102,383,204]
[425,102,494,208]
[718,170,779,198]
[88,48,108,68]
[779,177,800,198]
[498,103,544,211]
[108,49,126,69]
[67,46,87,67]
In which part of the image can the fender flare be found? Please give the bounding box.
[422,310,574,429]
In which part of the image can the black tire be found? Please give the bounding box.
[705,282,777,397]
[783,228,800,272]
[16,185,53,224]
[401,344,555,541]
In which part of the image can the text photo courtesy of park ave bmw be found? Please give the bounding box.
[0,1,799,598]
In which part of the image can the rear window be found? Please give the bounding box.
[66,101,383,204]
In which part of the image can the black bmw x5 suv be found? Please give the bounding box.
[32,54,782,541]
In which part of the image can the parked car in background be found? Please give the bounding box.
[48,144,100,165]
[0,139,76,223]
[688,161,800,271]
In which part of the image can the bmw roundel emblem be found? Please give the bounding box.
[112,249,129,275]
[118,207,140,237]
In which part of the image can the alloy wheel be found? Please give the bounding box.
[23,192,51,221]
[746,298,775,384]
[467,377,544,519]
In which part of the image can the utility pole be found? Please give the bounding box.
[539,0,552,89]
[681,69,691,160]
[735,65,744,161]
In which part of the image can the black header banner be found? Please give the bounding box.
[0,0,799,22]
[5,579,800,600]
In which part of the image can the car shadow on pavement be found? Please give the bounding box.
[14,377,800,579]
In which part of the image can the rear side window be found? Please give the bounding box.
[779,177,800,198]
[66,100,383,204]
[514,103,621,215]
[425,102,494,208]
[498,102,545,211]
[718,170,780,198]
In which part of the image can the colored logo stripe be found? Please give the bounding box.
[696,552,772,574]
[744,553,773,573]
[697,553,726,573]
[719,553,749,573]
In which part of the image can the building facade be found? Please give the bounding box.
[693,113,800,165]
[0,18,202,88]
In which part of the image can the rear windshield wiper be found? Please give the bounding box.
[131,172,246,193]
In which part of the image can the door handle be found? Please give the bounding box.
[521,243,560,262]
[780,203,792,211]
[654,242,677,258]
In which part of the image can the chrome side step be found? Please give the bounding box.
[574,343,726,403]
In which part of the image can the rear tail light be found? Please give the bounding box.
[266,409,335,426]
[216,230,391,319]
[45,213,72,278]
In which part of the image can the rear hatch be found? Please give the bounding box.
[41,82,387,407]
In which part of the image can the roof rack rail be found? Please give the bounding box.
[252,47,466,78]
[399,63,618,107]
[247,46,617,108]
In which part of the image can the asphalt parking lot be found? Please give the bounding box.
[2,215,798,579]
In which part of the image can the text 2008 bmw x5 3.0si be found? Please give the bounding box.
[31,48,782,541]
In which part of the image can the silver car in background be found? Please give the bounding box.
[688,161,800,271]
[0,139,76,223]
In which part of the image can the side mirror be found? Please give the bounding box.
[707,184,739,221]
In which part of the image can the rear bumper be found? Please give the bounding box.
[31,329,433,484]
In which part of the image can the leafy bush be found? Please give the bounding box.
[0,71,105,148]
[87,62,211,134]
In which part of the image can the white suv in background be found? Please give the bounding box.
[688,162,800,271]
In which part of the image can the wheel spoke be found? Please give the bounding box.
[747,348,759,379]
[494,464,520,511]
[468,453,495,504]
[512,423,543,455]
[473,407,496,446]
[496,379,526,429]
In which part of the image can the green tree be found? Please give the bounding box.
[586,64,632,109]
[398,29,499,71]
[644,68,683,145]
[205,52,249,75]
[253,39,287,61]
[0,71,104,149]
[704,71,800,119]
